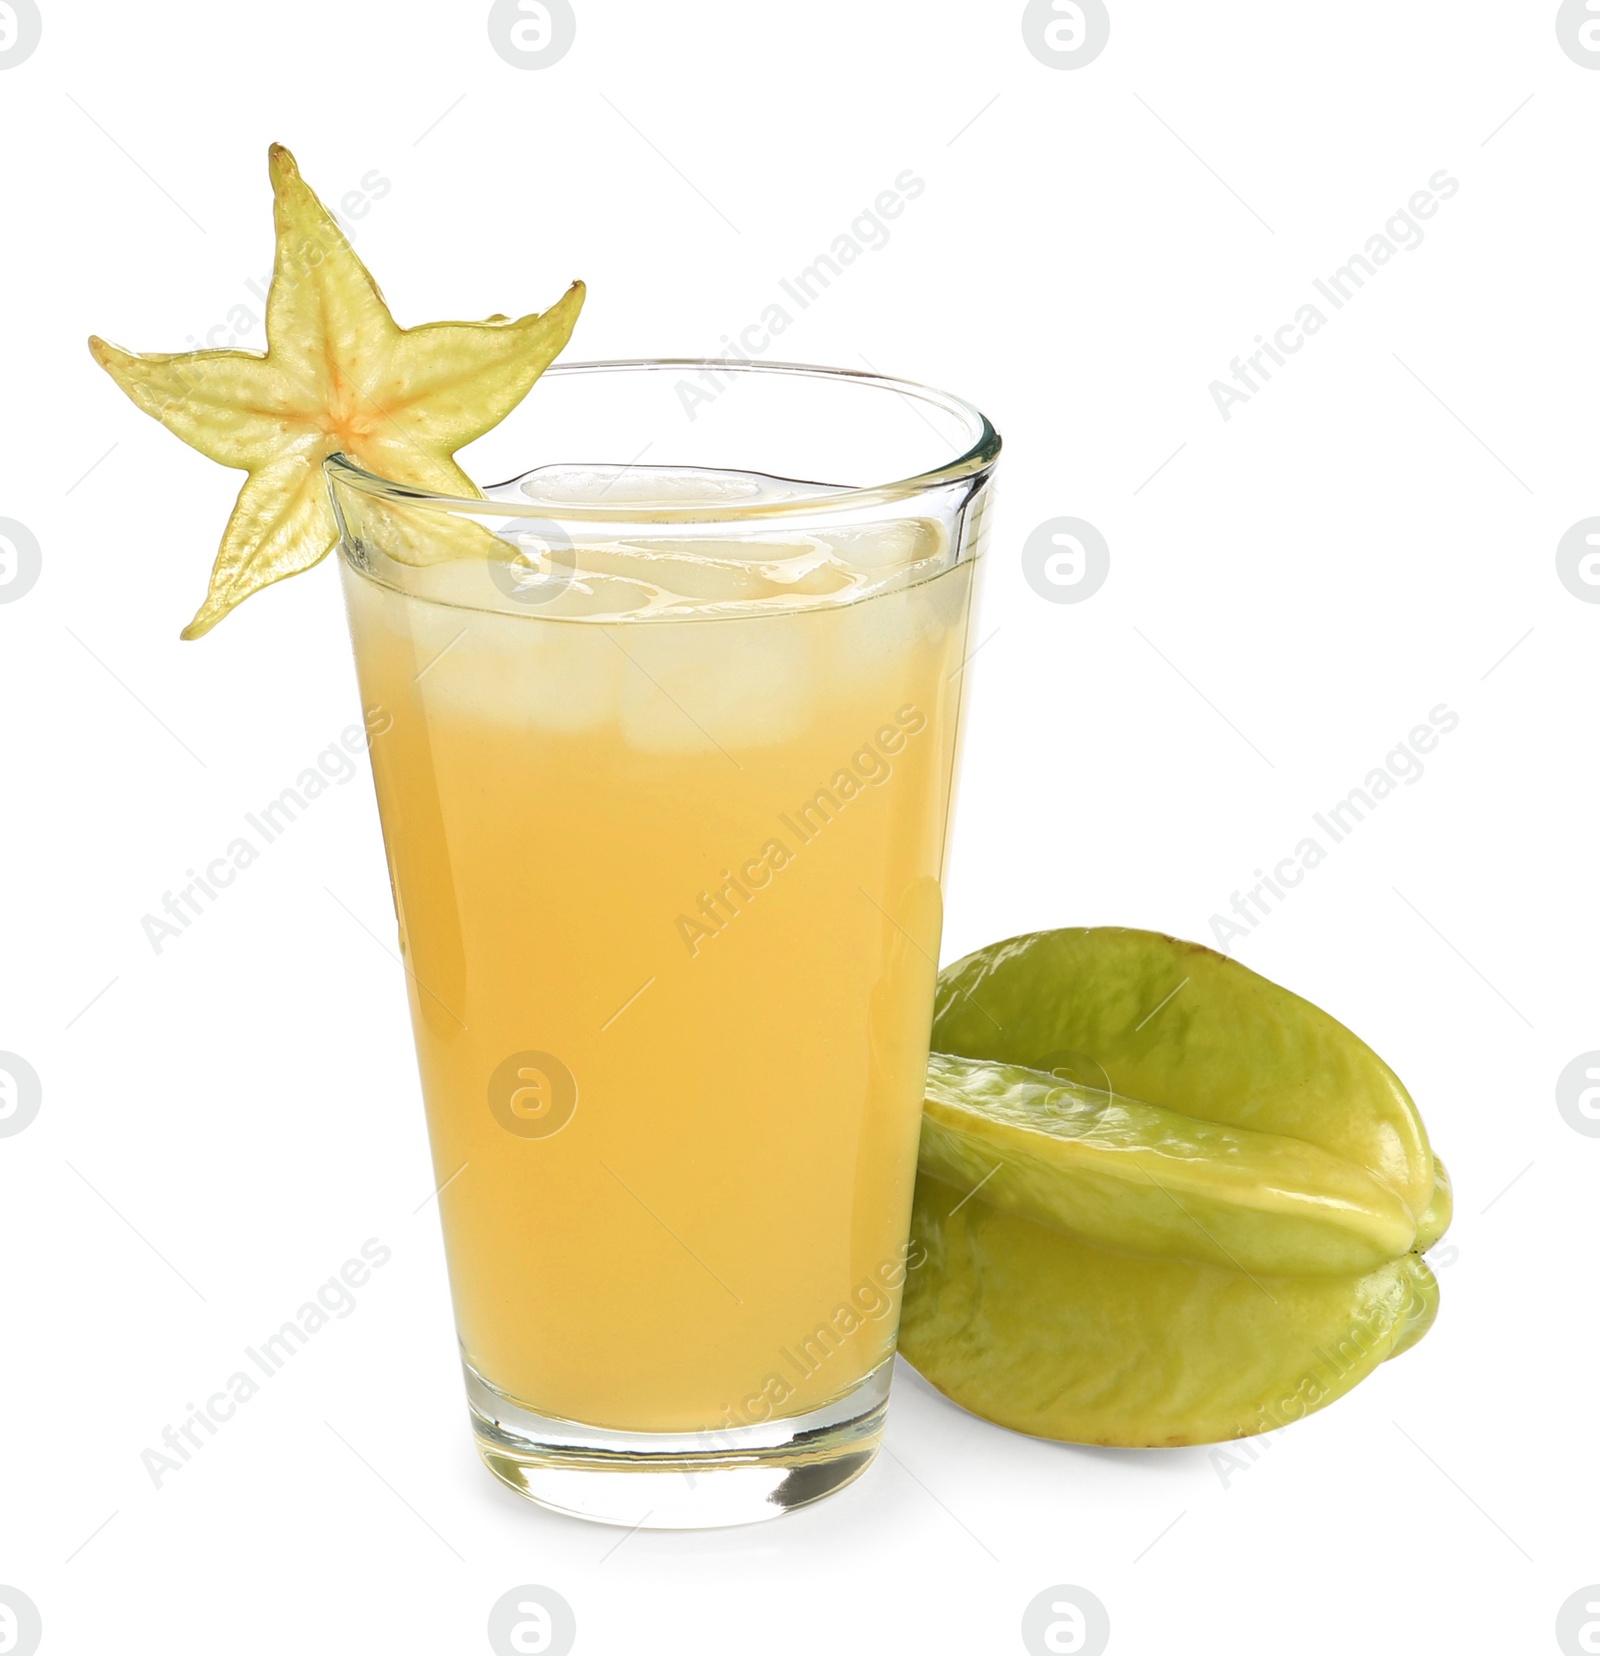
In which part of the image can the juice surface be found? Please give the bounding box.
[343,493,977,1434]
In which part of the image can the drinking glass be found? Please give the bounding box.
[327,359,999,1527]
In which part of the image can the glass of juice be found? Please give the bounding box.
[327,360,999,1528]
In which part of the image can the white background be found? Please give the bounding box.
[2,3,1596,1652]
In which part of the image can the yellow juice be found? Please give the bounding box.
[341,486,978,1434]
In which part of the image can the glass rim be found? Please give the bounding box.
[324,358,1000,524]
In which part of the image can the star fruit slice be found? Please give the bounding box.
[89,144,584,638]
[900,929,1452,1446]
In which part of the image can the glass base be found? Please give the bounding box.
[465,1358,891,1529]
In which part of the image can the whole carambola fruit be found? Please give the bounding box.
[899,929,1451,1446]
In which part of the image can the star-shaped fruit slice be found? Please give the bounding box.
[90,143,584,638]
